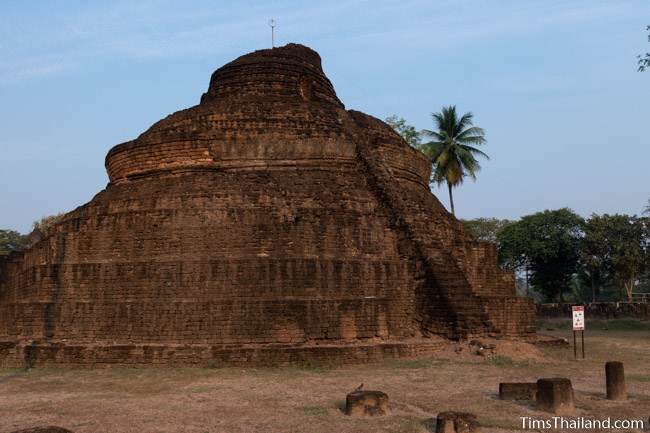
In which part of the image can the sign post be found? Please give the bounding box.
[572,305,585,359]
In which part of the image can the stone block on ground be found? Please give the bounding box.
[536,378,575,415]
[499,382,537,400]
[605,361,626,401]
[435,411,480,433]
[345,390,389,416]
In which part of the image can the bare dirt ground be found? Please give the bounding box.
[1,320,649,433]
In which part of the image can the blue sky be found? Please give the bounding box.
[1,0,649,233]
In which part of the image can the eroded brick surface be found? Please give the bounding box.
[0,44,535,366]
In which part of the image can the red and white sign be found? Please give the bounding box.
[572,305,585,331]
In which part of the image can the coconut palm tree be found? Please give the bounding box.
[419,105,489,216]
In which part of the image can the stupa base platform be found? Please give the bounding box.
[0,338,451,368]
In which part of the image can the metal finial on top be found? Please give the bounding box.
[268,19,276,48]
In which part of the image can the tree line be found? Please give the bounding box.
[461,206,650,304]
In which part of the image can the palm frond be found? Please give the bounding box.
[418,141,446,159]
[433,148,452,167]
[421,129,445,141]
[457,152,481,180]
[426,105,489,190]
[460,144,490,160]
[456,112,474,134]
[457,136,486,146]
[455,126,485,141]
[431,112,445,130]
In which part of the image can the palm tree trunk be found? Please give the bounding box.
[447,182,455,216]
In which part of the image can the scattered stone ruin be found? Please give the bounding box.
[345,389,389,417]
[605,361,626,400]
[0,44,535,366]
[499,382,537,401]
[435,412,481,433]
[536,378,575,415]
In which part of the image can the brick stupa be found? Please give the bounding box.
[0,44,535,366]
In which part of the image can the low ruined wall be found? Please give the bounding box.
[0,339,447,368]
[537,302,650,320]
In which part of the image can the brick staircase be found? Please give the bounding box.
[355,137,497,339]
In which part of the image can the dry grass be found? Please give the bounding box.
[1,325,648,433]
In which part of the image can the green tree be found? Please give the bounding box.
[585,214,648,301]
[580,214,614,302]
[496,216,534,292]
[420,106,488,216]
[385,115,421,148]
[638,25,650,71]
[497,208,584,302]
[461,217,513,243]
[0,229,28,255]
